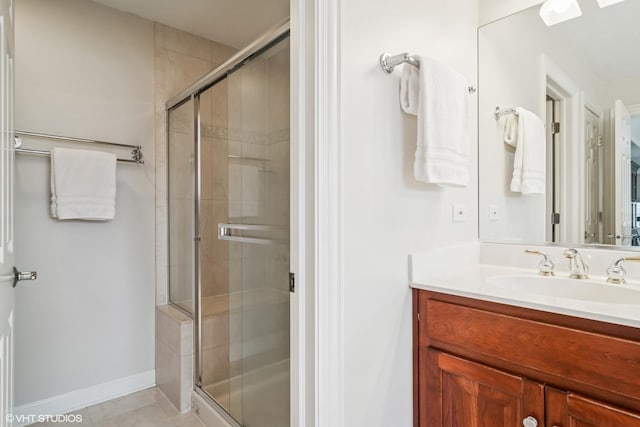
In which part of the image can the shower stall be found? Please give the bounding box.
[166,22,290,427]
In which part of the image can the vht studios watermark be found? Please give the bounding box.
[6,413,84,424]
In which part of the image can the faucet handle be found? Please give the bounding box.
[563,248,578,258]
[606,257,640,285]
[525,249,555,276]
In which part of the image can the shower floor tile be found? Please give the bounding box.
[31,387,203,427]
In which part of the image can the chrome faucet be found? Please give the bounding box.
[525,249,555,276]
[564,249,589,279]
[606,257,640,284]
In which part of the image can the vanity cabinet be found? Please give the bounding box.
[546,388,640,427]
[423,350,543,426]
[413,289,640,427]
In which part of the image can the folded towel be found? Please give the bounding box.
[51,147,117,220]
[499,114,519,147]
[399,63,419,116]
[400,56,471,186]
[509,108,545,194]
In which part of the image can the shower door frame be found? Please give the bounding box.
[166,20,292,427]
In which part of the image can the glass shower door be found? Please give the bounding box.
[168,98,195,313]
[198,36,290,427]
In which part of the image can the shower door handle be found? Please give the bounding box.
[217,223,288,245]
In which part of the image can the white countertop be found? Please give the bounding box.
[409,242,640,328]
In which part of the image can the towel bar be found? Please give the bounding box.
[14,130,144,164]
[494,106,519,121]
[379,52,477,94]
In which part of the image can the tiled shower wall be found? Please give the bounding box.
[225,43,291,302]
[154,23,236,412]
[200,79,231,300]
[155,24,236,306]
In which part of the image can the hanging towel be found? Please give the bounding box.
[50,147,117,220]
[399,63,419,116]
[509,108,545,194]
[400,56,471,186]
[498,114,519,147]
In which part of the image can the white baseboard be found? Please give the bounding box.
[13,370,156,427]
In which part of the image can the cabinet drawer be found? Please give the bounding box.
[425,299,640,402]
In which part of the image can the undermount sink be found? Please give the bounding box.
[486,274,640,305]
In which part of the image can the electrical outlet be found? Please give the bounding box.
[452,204,467,223]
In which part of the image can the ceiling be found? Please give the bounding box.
[91,0,289,49]
[547,0,640,82]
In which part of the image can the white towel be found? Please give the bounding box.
[399,63,419,115]
[400,56,471,186]
[499,114,519,147]
[509,108,545,194]
[50,147,117,220]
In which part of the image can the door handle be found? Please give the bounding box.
[15,268,37,286]
[0,267,38,288]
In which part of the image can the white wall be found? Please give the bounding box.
[603,77,640,108]
[340,0,478,425]
[479,0,543,25]
[14,0,155,406]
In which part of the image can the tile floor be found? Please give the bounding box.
[32,387,203,427]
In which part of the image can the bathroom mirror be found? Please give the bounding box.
[478,0,640,248]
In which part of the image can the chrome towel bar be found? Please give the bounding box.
[494,106,519,121]
[379,52,477,94]
[14,130,144,164]
[379,52,419,74]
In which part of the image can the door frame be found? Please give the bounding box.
[545,95,559,242]
[544,56,580,244]
[627,104,640,215]
[582,104,604,244]
[622,104,640,247]
[0,0,15,425]
[614,100,633,246]
[291,0,343,426]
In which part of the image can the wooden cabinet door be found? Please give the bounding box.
[422,349,544,427]
[547,388,640,427]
